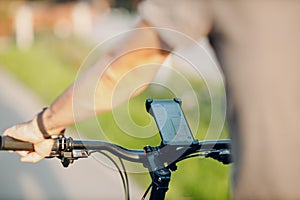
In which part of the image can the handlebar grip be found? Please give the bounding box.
[0,136,34,151]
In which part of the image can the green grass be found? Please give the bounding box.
[0,36,231,199]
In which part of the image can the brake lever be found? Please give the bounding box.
[46,137,90,168]
[55,150,90,167]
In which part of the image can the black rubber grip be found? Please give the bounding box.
[0,136,34,151]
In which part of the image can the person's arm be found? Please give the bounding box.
[3,20,170,162]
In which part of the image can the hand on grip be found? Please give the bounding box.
[2,116,54,163]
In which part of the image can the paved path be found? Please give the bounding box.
[0,67,143,200]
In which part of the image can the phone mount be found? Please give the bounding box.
[146,98,196,146]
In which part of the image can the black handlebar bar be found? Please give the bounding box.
[0,136,146,162]
[71,140,145,162]
[0,135,231,164]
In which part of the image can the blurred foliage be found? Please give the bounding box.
[0,34,230,199]
[0,34,91,103]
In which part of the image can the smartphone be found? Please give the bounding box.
[146,98,195,146]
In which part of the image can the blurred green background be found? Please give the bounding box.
[0,0,231,199]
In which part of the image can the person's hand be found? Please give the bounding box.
[3,116,54,163]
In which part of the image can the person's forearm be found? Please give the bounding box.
[41,21,170,136]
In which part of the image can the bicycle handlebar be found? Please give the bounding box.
[0,136,145,162]
[0,135,231,164]
[71,140,145,162]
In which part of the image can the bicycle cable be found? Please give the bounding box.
[141,183,152,200]
[118,157,130,200]
[97,151,130,200]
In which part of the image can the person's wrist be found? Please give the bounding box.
[28,116,45,143]
[36,107,65,139]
